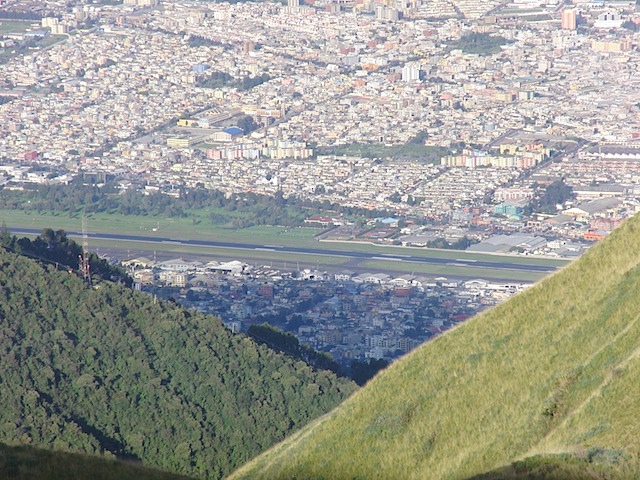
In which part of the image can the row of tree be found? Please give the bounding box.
[196,72,271,91]
[426,236,478,250]
[0,181,390,228]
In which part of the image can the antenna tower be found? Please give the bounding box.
[79,213,91,282]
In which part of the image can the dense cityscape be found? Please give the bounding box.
[1,0,639,366]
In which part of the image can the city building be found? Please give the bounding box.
[561,9,577,30]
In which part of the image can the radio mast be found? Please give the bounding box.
[79,213,90,282]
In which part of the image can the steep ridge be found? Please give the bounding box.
[230,213,640,479]
[0,247,357,479]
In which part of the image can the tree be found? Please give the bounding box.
[236,115,259,133]
[350,358,389,386]
[41,228,55,248]
[533,180,574,213]
[408,130,428,145]
[0,247,356,479]
[447,32,510,56]
[0,222,11,248]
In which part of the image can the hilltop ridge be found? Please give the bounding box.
[231,213,640,479]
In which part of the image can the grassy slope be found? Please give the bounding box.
[0,442,192,480]
[231,213,640,479]
[469,453,638,480]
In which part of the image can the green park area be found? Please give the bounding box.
[317,143,449,163]
[0,20,36,35]
[0,19,67,64]
[446,32,511,56]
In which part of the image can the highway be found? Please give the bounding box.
[9,227,560,274]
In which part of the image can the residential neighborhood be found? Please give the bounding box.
[126,253,528,367]
[1,0,639,255]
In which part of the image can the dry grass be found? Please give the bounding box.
[230,214,640,480]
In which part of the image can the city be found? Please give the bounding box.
[1,0,639,365]
[2,1,640,479]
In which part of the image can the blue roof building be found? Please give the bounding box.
[223,127,244,136]
[211,127,245,142]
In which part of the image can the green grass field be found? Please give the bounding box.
[0,24,66,64]
[318,143,449,162]
[360,260,545,282]
[231,213,640,479]
[87,237,349,268]
[0,20,36,35]
[1,209,320,245]
[38,34,67,48]
[498,8,545,14]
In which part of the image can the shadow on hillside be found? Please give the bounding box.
[466,452,631,480]
[0,443,192,480]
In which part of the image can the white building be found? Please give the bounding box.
[402,64,421,82]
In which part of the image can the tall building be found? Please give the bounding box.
[561,9,577,30]
[124,0,160,6]
[591,39,631,52]
[402,64,420,82]
[41,17,59,28]
[242,40,256,53]
[51,24,68,35]
[375,4,399,21]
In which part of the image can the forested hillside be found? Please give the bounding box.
[0,247,357,479]
[0,226,131,285]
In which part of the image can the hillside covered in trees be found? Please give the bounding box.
[0,226,131,285]
[0,247,357,479]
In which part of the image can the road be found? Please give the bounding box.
[10,228,559,274]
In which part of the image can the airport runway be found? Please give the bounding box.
[9,227,559,274]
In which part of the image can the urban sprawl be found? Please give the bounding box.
[0,0,638,365]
